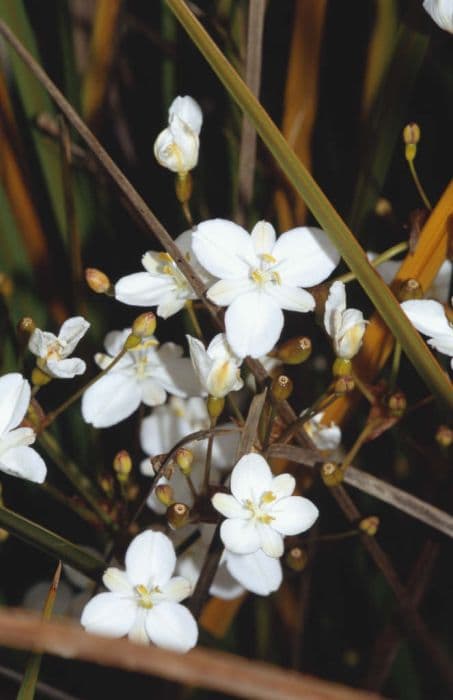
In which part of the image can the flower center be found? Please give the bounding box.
[135,584,160,609]
[245,491,276,524]
[157,252,190,295]
[250,254,281,288]
[45,340,65,361]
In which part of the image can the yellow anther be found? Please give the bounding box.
[258,513,274,525]
[271,271,281,285]
[135,584,153,609]
[260,253,277,264]
[158,252,173,263]
[261,491,276,504]
[251,269,265,284]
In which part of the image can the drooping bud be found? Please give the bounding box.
[436,425,453,448]
[85,268,112,295]
[387,391,407,417]
[271,374,293,401]
[0,273,13,298]
[276,336,312,365]
[285,546,308,572]
[166,502,190,529]
[334,375,355,395]
[207,396,225,421]
[396,278,423,302]
[359,516,380,536]
[132,311,156,339]
[321,462,343,487]
[155,484,174,507]
[31,366,52,387]
[113,450,132,482]
[99,473,115,498]
[175,447,194,476]
[332,358,352,377]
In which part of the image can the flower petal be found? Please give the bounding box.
[220,518,260,554]
[207,277,255,306]
[125,530,176,588]
[28,329,55,358]
[58,316,90,354]
[324,281,346,337]
[428,333,453,356]
[186,335,212,393]
[230,453,273,503]
[140,407,190,457]
[271,473,296,500]
[104,329,131,356]
[225,549,282,596]
[103,568,132,594]
[225,292,284,358]
[169,95,203,134]
[160,576,192,603]
[272,227,340,287]
[256,524,284,558]
[266,284,315,313]
[212,492,247,519]
[401,300,452,339]
[251,221,276,255]
[82,373,142,428]
[145,601,198,652]
[192,219,257,279]
[0,426,35,452]
[0,373,31,436]
[46,357,86,378]
[153,344,202,397]
[0,446,46,483]
[128,608,149,645]
[81,592,136,637]
[270,496,319,535]
[115,272,175,307]
[140,378,167,407]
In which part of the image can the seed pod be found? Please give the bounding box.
[321,462,343,487]
[271,374,293,401]
[285,546,308,572]
[167,502,190,529]
[359,516,380,536]
[387,391,407,417]
[396,278,423,302]
[277,336,312,365]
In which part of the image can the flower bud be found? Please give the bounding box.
[374,198,392,217]
[403,122,420,146]
[436,425,453,448]
[31,366,52,387]
[155,484,174,507]
[175,447,194,475]
[387,391,407,417]
[332,358,352,377]
[321,462,343,487]
[166,502,190,529]
[99,473,115,497]
[285,546,308,572]
[18,316,36,338]
[271,374,293,401]
[276,336,312,365]
[334,375,355,395]
[0,273,13,298]
[0,528,9,543]
[132,311,156,339]
[85,268,112,294]
[113,450,132,481]
[123,333,141,350]
[175,172,193,204]
[359,516,380,536]
[396,278,423,302]
[207,396,225,421]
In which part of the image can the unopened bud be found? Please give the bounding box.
[332,358,352,377]
[334,375,355,394]
[387,391,407,417]
[155,484,174,507]
[396,278,423,302]
[85,268,112,294]
[321,462,343,487]
[403,122,420,146]
[99,473,115,497]
[132,311,156,339]
[166,502,190,529]
[0,273,13,298]
[126,483,140,501]
[31,366,52,387]
[207,396,225,421]
[374,198,392,217]
[175,447,194,475]
[0,528,9,542]
[113,450,132,481]
[285,546,308,572]
[123,333,141,350]
[436,425,453,448]
[277,336,312,365]
[175,172,193,204]
[18,316,36,338]
[271,374,293,401]
[359,516,380,536]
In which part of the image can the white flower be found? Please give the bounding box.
[423,0,453,32]
[192,219,340,358]
[401,298,453,369]
[368,253,452,303]
[140,397,239,513]
[115,230,213,318]
[212,453,319,558]
[304,412,342,453]
[187,333,243,398]
[82,330,201,428]
[0,373,46,483]
[81,530,198,652]
[154,95,202,173]
[28,317,89,378]
[324,281,366,360]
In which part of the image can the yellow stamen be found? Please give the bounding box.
[260,253,277,264]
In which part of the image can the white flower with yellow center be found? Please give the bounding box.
[324,281,366,360]
[186,333,243,398]
[192,219,340,358]
[211,453,319,558]
[115,230,213,319]
[401,297,453,370]
[81,530,198,652]
[81,329,201,428]
[28,316,89,378]
[423,0,453,32]
[154,95,202,174]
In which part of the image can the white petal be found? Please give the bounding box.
[401,299,452,340]
[430,260,452,303]
[115,272,175,307]
[225,549,282,596]
[145,602,198,652]
[157,297,187,319]
[428,333,453,356]
[0,426,35,452]
[230,453,273,503]
[103,568,132,594]
[28,329,55,358]
[271,473,296,500]
[266,284,315,312]
[207,359,242,398]
[128,608,149,645]
[153,344,202,397]
[257,523,284,558]
[225,292,284,358]
[324,280,346,337]
[270,496,319,535]
[207,277,255,306]
[160,576,192,603]
[125,530,176,588]
[81,592,136,637]
[220,518,260,554]
[186,335,211,391]
[140,379,167,407]
[250,221,276,254]
[272,227,340,287]
[0,373,31,436]
[169,116,199,170]
[0,446,46,483]
[211,492,247,519]
[192,219,257,279]
[423,0,453,32]
[140,407,190,457]
[58,316,90,354]
[46,357,86,378]
[104,329,131,356]
[169,95,203,134]
[82,373,142,428]
[211,426,240,470]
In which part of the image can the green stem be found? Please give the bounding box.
[408,158,432,211]
[389,341,402,392]
[336,241,409,284]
